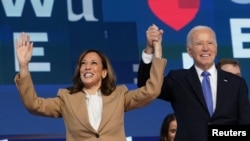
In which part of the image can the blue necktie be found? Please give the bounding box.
[201,71,213,117]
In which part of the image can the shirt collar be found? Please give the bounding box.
[195,64,217,77]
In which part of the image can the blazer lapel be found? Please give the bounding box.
[68,91,95,132]
[186,66,209,112]
[98,91,117,131]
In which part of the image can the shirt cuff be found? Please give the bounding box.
[142,50,153,64]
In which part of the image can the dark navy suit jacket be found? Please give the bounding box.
[137,60,250,141]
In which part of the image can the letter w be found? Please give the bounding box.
[2,0,54,17]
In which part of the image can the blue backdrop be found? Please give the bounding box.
[0,0,250,139]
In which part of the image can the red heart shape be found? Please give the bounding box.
[148,0,200,31]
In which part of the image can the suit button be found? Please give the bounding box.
[95,133,100,138]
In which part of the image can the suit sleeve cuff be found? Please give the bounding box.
[142,50,153,64]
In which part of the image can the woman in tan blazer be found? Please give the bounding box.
[14,31,166,141]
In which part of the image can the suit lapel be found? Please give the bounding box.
[98,90,118,131]
[186,66,209,112]
[215,70,229,113]
[68,91,95,132]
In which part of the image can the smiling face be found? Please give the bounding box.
[187,27,217,70]
[80,52,107,89]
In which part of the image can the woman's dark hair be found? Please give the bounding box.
[67,49,116,95]
[160,113,176,141]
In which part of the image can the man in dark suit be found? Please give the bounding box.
[137,24,250,141]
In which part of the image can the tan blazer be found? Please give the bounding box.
[14,58,166,141]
